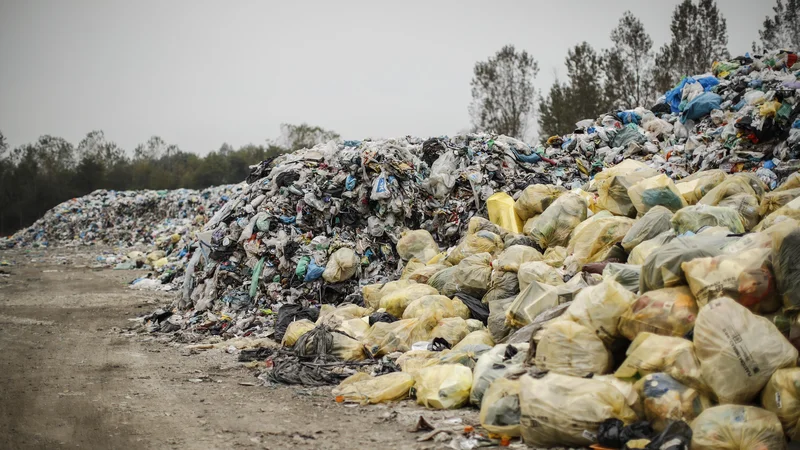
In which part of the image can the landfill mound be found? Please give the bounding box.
[0,185,242,251]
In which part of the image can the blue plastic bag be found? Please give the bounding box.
[304,259,324,282]
[681,92,721,123]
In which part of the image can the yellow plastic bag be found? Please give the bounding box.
[322,247,360,283]
[470,343,528,406]
[627,230,675,265]
[682,247,780,313]
[331,372,415,405]
[640,234,735,292]
[402,295,462,320]
[570,210,614,241]
[361,315,438,356]
[378,283,439,318]
[522,216,538,236]
[621,205,674,252]
[447,230,504,265]
[718,192,760,231]
[628,174,688,216]
[480,377,523,437]
[396,350,441,374]
[534,321,611,377]
[691,405,787,450]
[514,184,566,221]
[399,258,426,279]
[487,192,523,233]
[559,278,637,343]
[694,297,798,404]
[615,332,706,392]
[542,245,567,267]
[281,319,315,347]
[316,303,371,326]
[637,372,712,432]
[452,252,493,297]
[775,172,800,192]
[759,187,800,216]
[506,274,587,328]
[494,245,542,272]
[618,286,698,340]
[337,317,371,341]
[756,196,800,231]
[414,364,473,409]
[762,368,800,441]
[517,261,564,290]
[431,317,469,346]
[406,262,450,284]
[452,330,494,351]
[519,373,637,448]
[362,279,415,310]
[698,174,759,206]
[671,204,745,234]
[676,169,727,205]
[594,159,659,217]
[396,229,439,262]
[527,193,588,249]
[565,216,635,271]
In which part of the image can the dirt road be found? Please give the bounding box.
[0,248,481,450]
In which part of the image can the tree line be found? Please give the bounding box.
[469,0,799,139]
[0,124,338,235]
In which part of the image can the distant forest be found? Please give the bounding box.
[0,124,338,235]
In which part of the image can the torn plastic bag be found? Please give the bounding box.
[565,216,635,272]
[397,229,439,263]
[682,247,780,313]
[422,150,458,199]
[470,343,529,406]
[361,314,438,357]
[760,187,800,216]
[486,192,523,233]
[527,193,588,249]
[430,317,469,347]
[488,297,515,343]
[694,297,798,404]
[517,261,563,290]
[615,332,706,394]
[378,283,439,318]
[621,205,674,252]
[322,247,360,283]
[628,230,675,266]
[628,174,688,216]
[331,372,415,405]
[691,405,787,450]
[414,364,473,409]
[446,230,504,265]
[637,372,712,432]
[542,245,568,267]
[481,270,519,304]
[594,160,659,217]
[514,184,566,221]
[559,278,637,343]
[775,229,800,310]
[671,204,745,234]
[519,373,637,448]
[294,326,366,361]
[452,330,494,351]
[718,193,760,231]
[534,320,612,377]
[452,252,493,298]
[362,279,415,311]
[402,295,468,320]
[453,292,490,323]
[619,286,698,340]
[756,196,800,231]
[640,234,735,293]
[281,319,316,347]
[480,377,523,437]
[494,245,542,272]
[676,169,727,205]
[761,368,800,441]
[603,263,641,292]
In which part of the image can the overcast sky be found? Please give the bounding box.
[0,0,774,154]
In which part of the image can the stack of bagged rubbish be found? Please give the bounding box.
[137,49,800,448]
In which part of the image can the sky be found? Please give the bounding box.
[0,0,775,155]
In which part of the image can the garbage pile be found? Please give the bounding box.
[0,185,242,251]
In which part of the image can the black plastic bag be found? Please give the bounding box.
[454,292,489,324]
[274,304,319,341]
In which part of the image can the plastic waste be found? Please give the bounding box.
[682,247,780,313]
[322,247,359,283]
[452,252,493,298]
[281,319,316,347]
[331,372,415,405]
[534,320,611,377]
[619,286,698,340]
[761,368,800,441]
[527,193,588,249]
[628,174,688,216]
[396,229,439,263]
[486,192,523,233]
[621,205,674,252]
[452,330,494,351]
[603,263,641,292]
[760,187,800,216]
[518,372,637,448]
[378,283,439,318]
[542,245,568,267]
[757,196,800,231]
[513,184,566,221]
[414,364,473,409]
[506,274,588,328]
[628,229,675,266]
[559,278,637,343]
[431,317,470,346]
[401,295,463,320]
[494,245,542,272]
[361,314,438,356]
[671,204,745,234]
[565,216,635,272]
[775,228,800,310]
[637,372,712,432]
[479,377,522,437]
[640,234,734,293]
[481,270,519,304]
[594,159,659,217]
[694,297,798,404]
[691,405,787,450]
[470,343,528,406]
[362,279,416,310]
[446,230,504,265]
[676,169,727,205]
